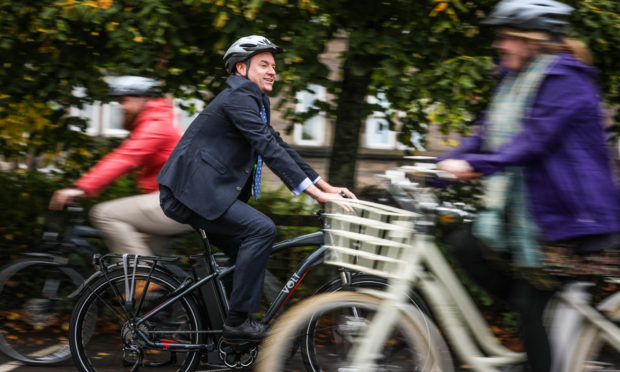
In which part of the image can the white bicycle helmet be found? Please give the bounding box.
[223,35,282,74]
[106,75,160,97]
[482,0,573,34]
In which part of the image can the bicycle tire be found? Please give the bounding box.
[69,268,203,372]
[313,273,431,315]
[257,291,454,372]
[301,273,432,371]
[568,293,620,372]
[0,258,86,365]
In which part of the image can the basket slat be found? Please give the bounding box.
[322,199,417,278]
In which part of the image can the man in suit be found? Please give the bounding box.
[157,35,356,341]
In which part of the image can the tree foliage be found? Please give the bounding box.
[1,0,619,188]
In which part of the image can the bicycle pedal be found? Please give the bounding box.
[217,341,257,370]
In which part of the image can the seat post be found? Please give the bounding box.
[199,228,213,254]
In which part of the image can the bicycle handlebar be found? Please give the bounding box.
[378,164,475,221]
[398,165,458,180]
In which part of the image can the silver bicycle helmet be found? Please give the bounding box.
[482,0,573,34]
[106,75,160,97]
[223,35,282,74]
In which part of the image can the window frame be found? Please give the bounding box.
[293,84,326,146]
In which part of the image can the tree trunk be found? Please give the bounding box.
[327,58,372,191]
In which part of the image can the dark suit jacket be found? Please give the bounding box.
[157,75,319,221]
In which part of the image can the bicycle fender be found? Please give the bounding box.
[69,270,104,298]
[20,252,70,264]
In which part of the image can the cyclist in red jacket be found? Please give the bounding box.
[49,76,193,256]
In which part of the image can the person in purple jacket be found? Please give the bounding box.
[437,1,620,371]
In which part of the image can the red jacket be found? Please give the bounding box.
[75,98,182,197]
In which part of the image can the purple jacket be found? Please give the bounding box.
[442,53,620,241]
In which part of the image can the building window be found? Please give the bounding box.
[173,97,204,132]
[70,102,127,137]
[364,94,425,151]
[69,103,100,135]
[365,93,396,149]
[70,98,204,136]
[100,102,128,137]
[294,84,326,146]
[365,115,396,149]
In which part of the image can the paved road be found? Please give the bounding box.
[0,344,307,372]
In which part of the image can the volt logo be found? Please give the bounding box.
[282,273,301,294]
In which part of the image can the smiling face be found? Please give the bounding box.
[492,31,539,71]
[236,52,277,94]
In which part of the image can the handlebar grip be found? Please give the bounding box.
[66,206,85,213]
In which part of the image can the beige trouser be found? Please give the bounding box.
[89,191,194,256]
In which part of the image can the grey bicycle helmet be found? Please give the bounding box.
[106,75,160,97]
[223,35,282,74]
[482,0,573,34]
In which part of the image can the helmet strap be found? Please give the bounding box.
[244,60,251,79]
[233,60,251,78]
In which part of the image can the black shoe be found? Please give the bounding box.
[222,318,267,342]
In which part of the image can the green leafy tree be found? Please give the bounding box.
[257,0,499,188]
[566,0,620,120]
[273,0,620,188]
[1,0,619,188]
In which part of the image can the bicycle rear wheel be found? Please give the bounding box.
[257,291,453,372]
[0,258,85,365]
[69,268,204,372]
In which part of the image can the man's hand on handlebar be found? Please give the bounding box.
[49,188,86,211]
[304,181,356,213]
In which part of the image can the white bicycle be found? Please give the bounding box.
[257,164,620,372]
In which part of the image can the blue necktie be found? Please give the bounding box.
[253,104,267,200]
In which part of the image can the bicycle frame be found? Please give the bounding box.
[255,169,620,372]
[354,171,620,372]
[548,281,620,372]
[82,228,330,353]
[341,178,526,372]
[414,232,527,371]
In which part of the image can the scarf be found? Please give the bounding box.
[472,54,556,267]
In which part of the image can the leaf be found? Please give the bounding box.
[213,11,229,28]
[430,2,448,17]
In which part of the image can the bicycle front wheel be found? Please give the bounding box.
[257,291,453,372]
[0,258,85,365]
[568,293,620,372]
[69,269,203,372]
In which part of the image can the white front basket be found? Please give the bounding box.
[322,199,418,279]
